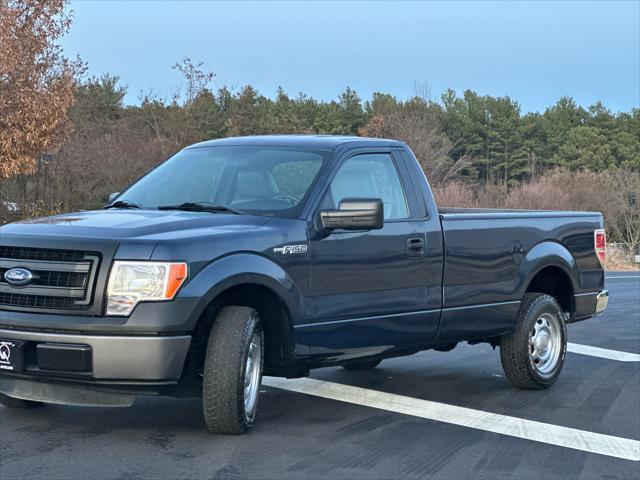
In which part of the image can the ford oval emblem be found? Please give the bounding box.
[3,267,34,286]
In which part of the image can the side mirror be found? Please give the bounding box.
[319,198,384,231]
[107,192,120,204]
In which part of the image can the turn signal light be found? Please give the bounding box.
[166,263,188,299]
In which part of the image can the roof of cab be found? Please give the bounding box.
[185,135,405,151]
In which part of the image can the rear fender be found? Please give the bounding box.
[518,241,579,300]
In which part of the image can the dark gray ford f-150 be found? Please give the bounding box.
[0,135,608,433]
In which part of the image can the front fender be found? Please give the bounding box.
[518,241,579,297]
[177,253,306,331]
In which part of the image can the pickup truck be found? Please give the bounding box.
[0,135,608,434]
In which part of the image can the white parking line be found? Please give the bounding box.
[263,377,640,462]
[605,276,640,279]
[568,343,640,362]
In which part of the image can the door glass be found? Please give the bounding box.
[324,153,409,220]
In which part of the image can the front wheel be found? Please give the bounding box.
[202,306,263,434]
[500,293,567,389]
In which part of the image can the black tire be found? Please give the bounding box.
[500,293,567,390]
[0,393,43,408]
[202,306,263,434]
[342,359,383,371]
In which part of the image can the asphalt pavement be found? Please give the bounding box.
[1,273,639,480]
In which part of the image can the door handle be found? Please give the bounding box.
[407,238,426,257]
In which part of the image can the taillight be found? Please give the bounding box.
[594,229,606,265]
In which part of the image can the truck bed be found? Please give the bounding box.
[434,205,604,343]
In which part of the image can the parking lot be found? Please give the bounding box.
[1,273,638,480]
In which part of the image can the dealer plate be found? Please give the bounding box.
[0,339,24,372]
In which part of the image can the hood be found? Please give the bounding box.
[0,209,271,241]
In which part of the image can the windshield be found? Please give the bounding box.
[115,146,329,217]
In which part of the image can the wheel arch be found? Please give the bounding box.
[520,241,578,315]
[178,253,305,376]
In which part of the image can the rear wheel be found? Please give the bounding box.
[342,359,383,371]
[202,306,263,434]
[500,293,567,389]
[0,393,43,408]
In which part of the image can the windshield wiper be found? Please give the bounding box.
[104,199,142,209]
[157,202,243,215]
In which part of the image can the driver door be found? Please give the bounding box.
[302,150,437,362]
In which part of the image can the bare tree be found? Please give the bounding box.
[138,59,215,151]
[598,169,640,249]
[360,99,469,185]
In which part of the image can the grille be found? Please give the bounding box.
[0,292,79,310]
[0,246,87,262]
[0,268,88,289]
[0,246,100,312]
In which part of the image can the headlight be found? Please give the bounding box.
[106,261,187,316]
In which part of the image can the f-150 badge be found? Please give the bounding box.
[273,245,308,255]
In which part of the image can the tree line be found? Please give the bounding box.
[69,68,640,184]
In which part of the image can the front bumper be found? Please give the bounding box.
[0,328,191,380]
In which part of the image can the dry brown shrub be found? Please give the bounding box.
[49,121,169,211]
[475,183,509,209]
[432,182,478,208]
[605,244,640,271]
[503,176,574,210]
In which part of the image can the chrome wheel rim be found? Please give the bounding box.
[529,313,562,375]
[244,331,262,419]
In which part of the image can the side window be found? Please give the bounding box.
[323,153,409,220]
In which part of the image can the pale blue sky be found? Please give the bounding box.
[62,1,640,112]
